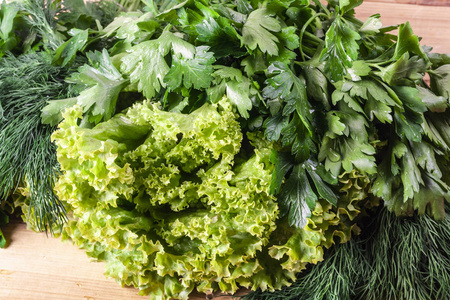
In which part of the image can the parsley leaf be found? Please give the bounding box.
[164,45,215,90]
[320,14,361,82]
[429,64,450,100]
[278,164,317,229]
[42,49,127,125]
[319,105,376,176]
[375,53,429,86]
[242,7,281,56]
[263,62,311,131]
[208,66,253,118]
[121,31,214,99]
[53,28,89,67]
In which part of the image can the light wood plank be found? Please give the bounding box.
[0,219,247,300]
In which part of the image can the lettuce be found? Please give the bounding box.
[52,98,359,298]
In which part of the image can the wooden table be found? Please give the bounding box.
[1,2,449,300]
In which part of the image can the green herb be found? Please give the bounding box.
[242,203,450,300]
[0,52,77,231]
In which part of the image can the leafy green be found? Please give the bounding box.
[0,1,19,56]
[0,52,75,231]
[430,64,450,100]
[121,31,215,99]
[164,45,215,90]
[320,14,361,82]
[53,99,330,297]
[242,7,281,56]
[42,49,128,126]
[52,28,89,66]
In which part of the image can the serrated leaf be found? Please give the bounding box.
[263,62,311,132]
[226,80,252,118]
[303,66,330,110]
[393,22,428,61]
[417,86,447,113]
[281,114,315,161]
[375,52,428,86]
[269,150,295,194]
[326,112,346,137]
[194,3,245,58]
[412,173,449,220]
[304,159,338,206]
[429,64,450,100]
[278,26,299,51]
[164,45,215,90]
[264,111,289,141]
[411,141,442,178]
[359,14,382,34]
[320,15,361,82]
[209,66,252,118]
[332,90,364,114]
[241,50,267,76]
[422,111,450,150]
[392,86,426,141]
[365,96,393,123]
[43,49,127,126]
[346,60,372,81]
[242,7,281,56]
[279,164,317,229]
[103,12,159,44]
[73,49,128,122]
[53,29,88,67]
[121,31,199,99]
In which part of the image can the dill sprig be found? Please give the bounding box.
[242,204,450,300]
[0,51,77,232]
[19,0,64,50]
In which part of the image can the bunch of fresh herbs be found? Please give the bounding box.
[0,0,448,298]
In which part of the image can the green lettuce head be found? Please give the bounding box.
[52,98,345,299]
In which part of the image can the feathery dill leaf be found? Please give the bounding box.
[0,51,78,232]
[19,0,64,50]
[242,204,450,300]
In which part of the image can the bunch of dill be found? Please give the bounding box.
[0,51,78,231]
[242,203,450,300]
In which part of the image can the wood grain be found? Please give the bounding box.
[361,0,450,6]
[0,2,449,300]
[0,218,248,300]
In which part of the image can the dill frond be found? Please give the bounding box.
[242,204,450,300]
[0,51,77,232]
[19,0,64,50]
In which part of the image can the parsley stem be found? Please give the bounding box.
[299,12,328,61]
[303,31,322,45]
[312,0,331,17]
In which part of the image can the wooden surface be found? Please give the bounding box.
[0,218,248,300]
[361,0,450,7]
[1,2,449,300]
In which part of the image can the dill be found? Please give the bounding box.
[0,51,78,232]
[242,204,450,300]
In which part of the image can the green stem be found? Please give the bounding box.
[299,12,328,61]
[301,45,317,58]
[312,0,331,16]
[303,31,322,45]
